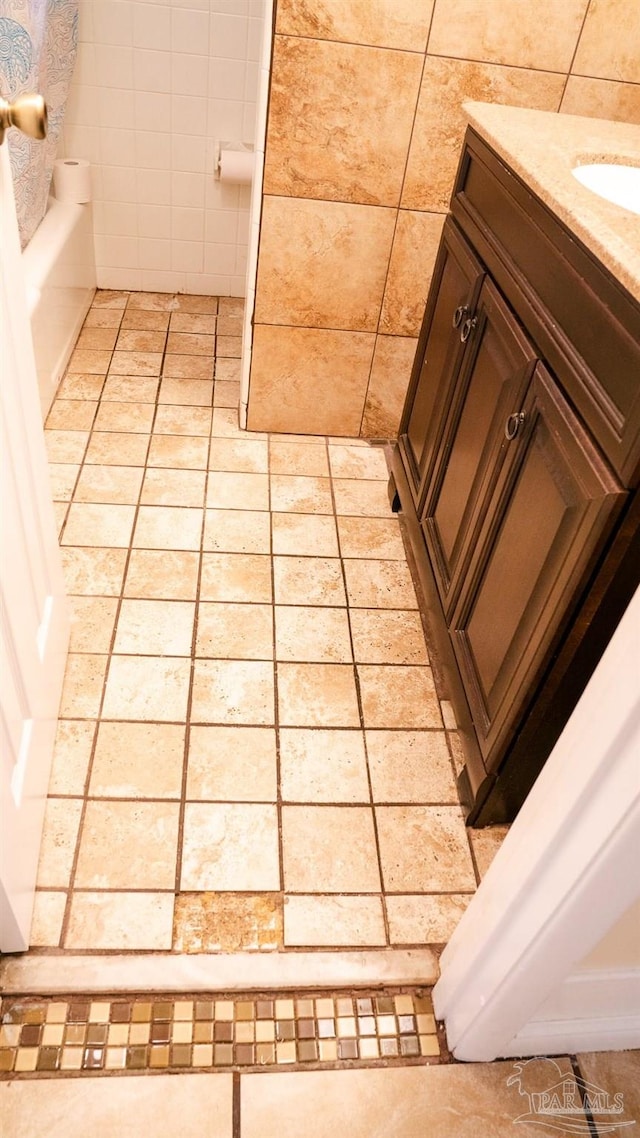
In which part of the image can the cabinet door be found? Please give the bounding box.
[399,219,484,505]
[450,362,626,771]
[422,277,537,619]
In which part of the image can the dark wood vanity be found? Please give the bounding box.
[390,125,640,825]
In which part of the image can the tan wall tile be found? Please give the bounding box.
[247,325,375,436]
[573,0,640,82]
[264,36,422,205]
[560,75,640,123]
[255,197,395,331]
[380,211,446,336]
[361,335,417,438]
[428,0,589,72]
[276,0,435,51]
[402,57,564,211]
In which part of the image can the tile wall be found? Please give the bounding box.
[247,0,640,437]
[62,0,265,295]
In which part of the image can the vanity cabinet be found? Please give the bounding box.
[390,128,640,825]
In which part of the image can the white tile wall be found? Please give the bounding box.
[62,0,266,294]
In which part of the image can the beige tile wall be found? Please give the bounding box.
[248,0,640,437]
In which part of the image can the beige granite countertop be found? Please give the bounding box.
[463,102,640,304]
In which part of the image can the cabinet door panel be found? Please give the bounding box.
[451,363,626,769]
[401,220,484,503]
[423,278,537,617]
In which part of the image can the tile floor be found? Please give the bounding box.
[33,289,504,957]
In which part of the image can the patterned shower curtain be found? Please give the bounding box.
[0,0,78,248]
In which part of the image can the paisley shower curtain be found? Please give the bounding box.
[0,0,78,247]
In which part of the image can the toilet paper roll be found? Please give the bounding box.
[218,148,254,185]
[52,158,92,204]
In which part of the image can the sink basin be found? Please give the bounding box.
[572,163,640,215]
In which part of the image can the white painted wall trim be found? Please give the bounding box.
[433,587,640,1061]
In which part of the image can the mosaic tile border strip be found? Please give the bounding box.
[0,989,441,1076]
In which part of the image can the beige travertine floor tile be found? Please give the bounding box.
[46,399,98,431]
[67,349,112,374]
[218,297,242,315]
[85,306,125,328]
[154,405,212,436]
[93,400,155,434]
[217,335,242,357]
[278,663,360,727]
[45,429,90,463]
[275,0,434,51]
[162,354,214,380]
[48,720,96,795]
[273,556,346,606]
[92,290,129,309]
[270,475,333,514]
[386,894,471,944]
[269,440,330,476]
[209,438,268,473]
[191,660,275,725]
[186,726,277,801]
[89,722,185,798]
[333,478,395,518]
[196,601,273,660]
[170,311,216,333]
[468,825,510,879]
[140,467,206,506]
[367,731,458,802]
[216,314,243,336]
[328,444,389,480]
[282,806,381,892]
[242,1063,575,1137]
[59,653,108,718]
[272,514,339,557]
[49,463,79,501]
[174,294,218,314]
[29,892,67,948]
[61,547,127,596]
[376,805,476,891]
[351,610,427,664]
[102,655,191,721]
[0,1073,233,1137]
[181,803,280,890]
[53,501,67,536]
[69,595,118,653]
[74,800,180,889]
[114,599,195,656]
[173,892,282,952]
[200,553,272,603]
[100,375,159,403]
[275,606,352,663]
[109,351,163,376]
[133,504,203,550]
[284,895,386,947]
[215,357,241,381]
[65,892,174,950]
[36,799,83,888]
[121,308,170,331]
[57,373,106,400]
[207,471,270,511]
[280,729,369,803]
[213,380,240,409]
[166,331,215,356]
[124,549,200,599]
[115,329,167,353]
[158,378,213,406]
[341,557,416,609]
[147,433,209,469]
[73,464,144,504]
[577,1052,640,1125]
[203,509,271,554]
[337,517,406,560]
[84,430,149,465]
[211,407,254,439]
[358,665,442,728]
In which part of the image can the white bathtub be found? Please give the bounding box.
[22,197,96,420]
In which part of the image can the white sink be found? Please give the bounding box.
[572,162,640,215]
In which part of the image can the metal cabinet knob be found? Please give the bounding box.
[0,93,47,146]
[452,305,468,329]
[505,411,526,441]
[460,316,477,343]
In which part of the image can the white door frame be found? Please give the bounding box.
[433,586,640,1060]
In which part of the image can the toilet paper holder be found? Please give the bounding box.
[214,140,254,180]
